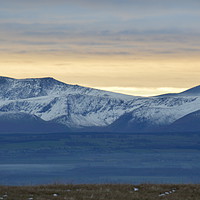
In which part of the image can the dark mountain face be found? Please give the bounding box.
[167,110,200,132]
[179,85,200,96]
[0,112,68,133]
[156,85,200,98]
[106,112,157,132]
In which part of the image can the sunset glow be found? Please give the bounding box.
[1,0,200,96]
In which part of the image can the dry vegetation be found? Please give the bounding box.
[0,184,200,200]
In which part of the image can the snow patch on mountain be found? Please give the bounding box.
[130,97,200,127]
[0,77,139,128]
[0,76,135,101]
[0,76,200,131]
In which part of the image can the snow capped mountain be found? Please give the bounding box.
[0,76,135,101]
[0,76,137,130]
[0,76,200,133]
[108,96,200,132]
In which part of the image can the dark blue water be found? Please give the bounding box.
[0,132,200,185]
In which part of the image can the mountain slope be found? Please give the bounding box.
[0,76,135,101]
[0,112,68,133]
[167,110,200,132]
[107,96,200,132]
[156,85,200,98]
[0,76,137,129]
[179,85,200,96]
[0,76,200,132]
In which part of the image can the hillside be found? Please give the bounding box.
[0,76,200,132]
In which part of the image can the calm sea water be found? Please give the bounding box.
[0,132,200,185]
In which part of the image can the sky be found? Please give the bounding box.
[0,0,200,96]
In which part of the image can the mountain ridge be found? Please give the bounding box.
[155,85,200,97]
[0,76,136,100]
[0,76,200,133]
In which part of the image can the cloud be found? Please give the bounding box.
[0,0,200,93]
[1,23,200,59]
[1,0,200,24]
[96,86,188,97]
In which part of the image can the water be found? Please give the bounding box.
[0,132,200,185]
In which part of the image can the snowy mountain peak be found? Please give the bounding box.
[0,76,200,132]
[0,76,13,84]
[0,76,139,130]
[0,76,136,101]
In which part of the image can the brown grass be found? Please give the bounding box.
[0,184,200,200]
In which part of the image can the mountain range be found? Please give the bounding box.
[0,76,200,133]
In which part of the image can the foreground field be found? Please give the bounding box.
[0,184,200,200]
